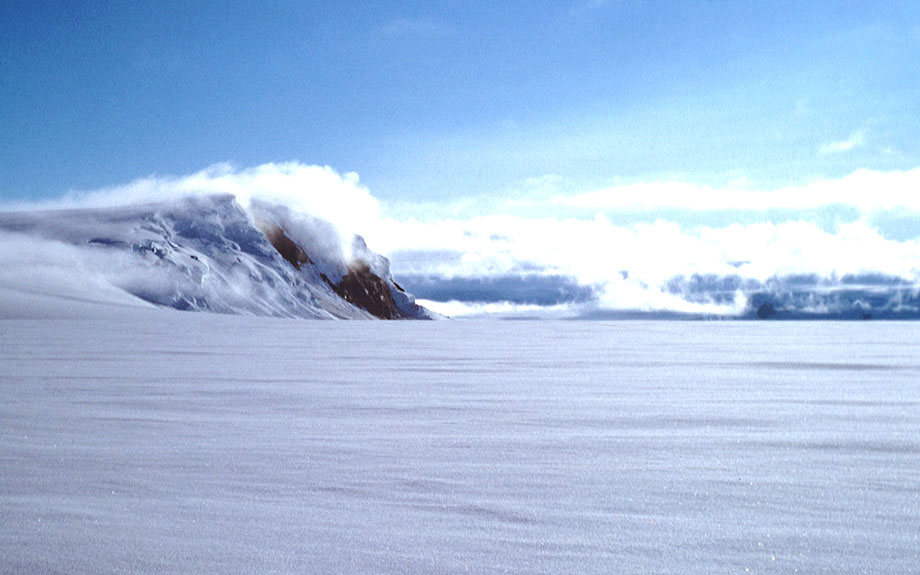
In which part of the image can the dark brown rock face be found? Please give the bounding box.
[331,263,401,319]
[257,218,423,319]
[259,222,312,270]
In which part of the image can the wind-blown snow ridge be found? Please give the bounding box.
[0,194,433,320]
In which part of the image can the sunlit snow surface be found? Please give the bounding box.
[2,314,920,574]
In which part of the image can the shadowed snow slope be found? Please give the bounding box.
[0,194,433,320]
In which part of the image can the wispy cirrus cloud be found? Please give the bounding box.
[819,131,866,156]
[382,167,920,218]
[550,167,920,213]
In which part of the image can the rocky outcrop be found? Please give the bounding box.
[256,215,430,320]
[330,263,402,319]
[257,221,313,270]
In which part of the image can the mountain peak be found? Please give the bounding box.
[0,194,434,320]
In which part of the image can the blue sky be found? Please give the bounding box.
[2,1,918,202]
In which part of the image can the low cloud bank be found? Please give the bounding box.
[384,214,920,318]
[379,168,920,317]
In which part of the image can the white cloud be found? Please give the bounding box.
[2,162,383,259]
[375,167,920,313]
[381,210,920,313]
[819,131,866,156]
[548,167,920,213]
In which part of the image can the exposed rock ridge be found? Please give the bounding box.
[256,220,313,270]
[331,262,401,320]
[254,214,429,320]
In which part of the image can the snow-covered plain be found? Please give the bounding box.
[2,314,919,574]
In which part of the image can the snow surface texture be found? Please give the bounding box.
[0,194,432,320]
[2,317,919,574]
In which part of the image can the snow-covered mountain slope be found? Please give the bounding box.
[0,194,433,319]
